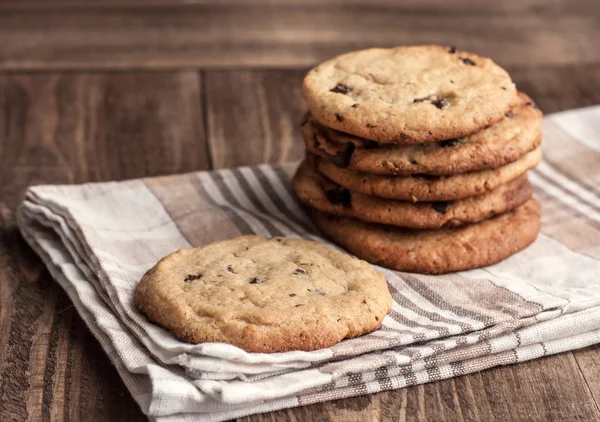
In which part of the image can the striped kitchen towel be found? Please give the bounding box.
[17,105,600,421]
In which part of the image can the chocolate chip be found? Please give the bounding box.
[434,98,449,109]
[432,201,453,214]
[460,57,476,66]
[409,157,419,165]
[330,83,352,94]
[448,46,457,54]
[366,123,377,128]
[325,187,352,206]
[351,103,359,108]
[400,134,411,141]
[249,277,264,284]
[293,268,307,275]
[313,289,326,295]
[412,174,441,182]
[274,237,283,243]
[295,304,304,307]
[439,138,460,148]
[184,274,202,282]
[330,143,355,168]
[363,140,380,149]
[289,293,297,297]
[413,95,449,110]
[227,265,235,273]
[335,113,344,122]
[313,135,321,149]
[382,161,398,170]
[505,111,515,119]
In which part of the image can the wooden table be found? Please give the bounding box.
[1,1,600,420]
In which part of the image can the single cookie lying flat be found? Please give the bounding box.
[302,92,542,176]
[312,199,541,274]
[313,147,541,202]
[136,236,392,353]
[293,160,532,229]
[302,45,517,143]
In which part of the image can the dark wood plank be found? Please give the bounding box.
[574,345,600,411]
[508,63,600,114]
[239,353,600,422]
[0,72,208,204]
[1,0,599,70]
[205,69,307,169]
[0,71,208,421]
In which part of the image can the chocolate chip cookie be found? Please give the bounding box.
[293,160,532,229]
[136,236,392,353]
[302,45,517,143]
[302,92,542,175]
[313,147,541,202]
[312,199,541,274]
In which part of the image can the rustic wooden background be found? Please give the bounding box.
[1,1,600,421]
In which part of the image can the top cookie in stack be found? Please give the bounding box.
[294,45,543,275]
[302,45,518,143]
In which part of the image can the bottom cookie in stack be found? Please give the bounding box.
[311,200,540,275]
[293,160,541,275]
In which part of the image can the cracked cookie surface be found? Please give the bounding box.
[313,147,541,202]
[312,199,541,274]
[135,235,392,353]
[293,160,533,229]
[302,45,517,143]
[302,92,542,175]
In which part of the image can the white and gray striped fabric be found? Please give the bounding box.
[17,106,600,421]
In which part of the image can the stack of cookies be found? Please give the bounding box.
[293,45,542,275]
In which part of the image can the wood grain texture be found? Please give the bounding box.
[1,0,599,70]
[240,353,600,422]
[0,71,208,421]
[205,69,307,168]
[574,345,600,408]
[509,63,600,114]
[0,72,208,203]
